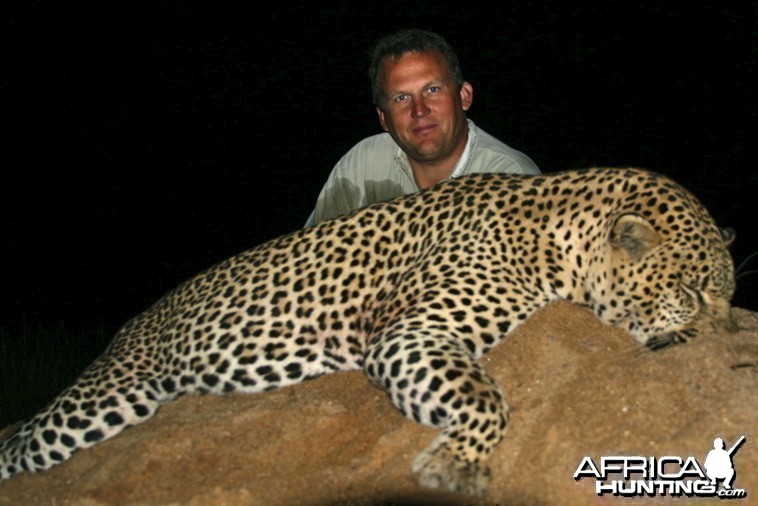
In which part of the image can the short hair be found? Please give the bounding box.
[367,28,464,107]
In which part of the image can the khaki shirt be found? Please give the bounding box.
[305,120,539,227]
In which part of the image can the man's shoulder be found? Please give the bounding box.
[473,123,522,155]
[331,131,397,178]
[470,123,540,174]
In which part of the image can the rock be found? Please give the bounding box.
[1,301,756,505]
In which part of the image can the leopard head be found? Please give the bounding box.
[591,212,737,349]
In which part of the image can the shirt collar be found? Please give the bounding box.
[450,119,476,178]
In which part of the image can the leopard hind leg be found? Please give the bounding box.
[0,352,170,480]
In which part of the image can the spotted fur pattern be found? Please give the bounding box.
[0,168,736,494]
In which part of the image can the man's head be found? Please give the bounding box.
[367,29,473,176]
[368,29,464,107]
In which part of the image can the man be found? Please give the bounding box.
[305,29,539,227]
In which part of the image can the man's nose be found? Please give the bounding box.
[411,96,430,118]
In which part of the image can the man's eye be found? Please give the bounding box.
[428,86,440,93]
[394,94,408,102]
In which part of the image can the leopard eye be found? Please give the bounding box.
[680,283,705,307]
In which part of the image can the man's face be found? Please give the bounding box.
[376,51,473,165]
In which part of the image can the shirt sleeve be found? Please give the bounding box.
[468,123,541,176]
[304,144,370,227]
[493,151,540,175]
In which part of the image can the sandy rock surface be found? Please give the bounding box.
[1,301,756,505]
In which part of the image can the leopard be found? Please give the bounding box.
[0,168,737,495]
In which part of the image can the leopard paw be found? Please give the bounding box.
[412,444,491,495]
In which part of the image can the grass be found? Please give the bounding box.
[0,321,113,428]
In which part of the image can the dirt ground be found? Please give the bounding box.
[1,300,756,506]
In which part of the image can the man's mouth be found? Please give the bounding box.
[412,123,437,134]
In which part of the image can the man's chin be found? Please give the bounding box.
[408,143,445,162]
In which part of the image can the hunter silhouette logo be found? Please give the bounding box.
[705,436,745,491]
[574,435,748,499]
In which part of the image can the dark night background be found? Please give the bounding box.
[2,2,756,339]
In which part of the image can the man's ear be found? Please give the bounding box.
[460,81,473,111]
[610,213,661,262]
[376,107,388,132]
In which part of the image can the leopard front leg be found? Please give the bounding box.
[364,323,509,495]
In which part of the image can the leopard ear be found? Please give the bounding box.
[720,227,736,247]
[610,213,661,262]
